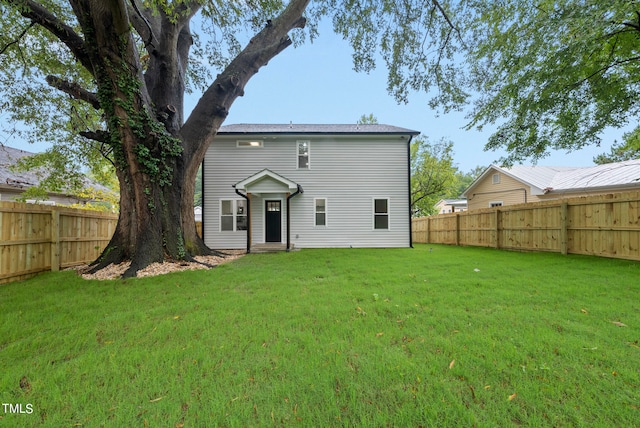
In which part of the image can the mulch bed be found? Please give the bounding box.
[68,250,246,280]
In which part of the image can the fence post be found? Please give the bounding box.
[455,213,460,246]
[426,217,430,243]
[51,209,60,272]
[560,202,568,255]
[494,209,501,249]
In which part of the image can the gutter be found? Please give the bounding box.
[407,134,415,248]
[234,186,251,253]
[286,184,304,251]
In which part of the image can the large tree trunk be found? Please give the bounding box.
[58,0,311,277]
[91,147,211,277]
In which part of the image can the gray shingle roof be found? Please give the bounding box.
[217,123,420,136]
[0,145,41,188]
[0,145,114,194]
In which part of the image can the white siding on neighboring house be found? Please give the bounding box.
[203,126,416,249]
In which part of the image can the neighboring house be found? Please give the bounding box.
[462,160,640,210]
[203,124,420,251]
[0,145,115,205]
[434,198,467,214]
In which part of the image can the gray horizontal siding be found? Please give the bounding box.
[204,135,410,249]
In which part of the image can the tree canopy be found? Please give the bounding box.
[1,1,638,275]
[457,1,640,164]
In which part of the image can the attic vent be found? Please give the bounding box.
[492,173,500,184]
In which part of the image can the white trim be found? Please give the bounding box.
[262,197,285,243]
[314,197,327,227]
[492,173,501,184]
[297,140,310,170]
[219,199,248,232]
[372,197,390,230]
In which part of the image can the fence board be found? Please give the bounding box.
[0,202,117,284]
[412,191,640,262]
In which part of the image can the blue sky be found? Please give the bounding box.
[5,19,629,173]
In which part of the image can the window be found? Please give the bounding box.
[237,140,263,148]
[492,173,501,184]
[315,198,326,226]
[220,200,248,231]
[297,141,309,169]
[374,198,389,230]
[490,201,503,208]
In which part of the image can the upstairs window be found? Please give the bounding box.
[374,198,389,230]
[297,141,309,169]
[220,200,248,231]
[315,198,326,226]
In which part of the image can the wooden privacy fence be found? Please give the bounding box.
[412,191,640,262]
[0,201,117,284]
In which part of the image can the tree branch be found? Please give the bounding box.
[570,55,640,90]
[0,21,35,55]
[430,0,464,44]
[79,130,110,143]
[45,75,101,110]
[180,0,311,149]
[126,0,159,50]
[8,0,93,73]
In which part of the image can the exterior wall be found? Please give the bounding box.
[465,171,543,210]
[204,134,410,249]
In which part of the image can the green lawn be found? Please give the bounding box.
[1,245,639,427]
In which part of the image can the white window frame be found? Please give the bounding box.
[297,140,310,169]
[489,201,503,208]
[492,173,501,184]
[373,198,390,230]
[314,198,327,227]
[237,140,263,148]
[219,199,248,232]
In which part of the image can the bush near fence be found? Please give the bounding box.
[0,201,118,284]
[412,191,640,262]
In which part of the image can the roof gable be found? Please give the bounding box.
[233,169,299,193]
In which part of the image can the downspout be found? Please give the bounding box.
[407,135,415,248]
[201,160,205,242]
[234,186,251,253]
[286,184,304,251]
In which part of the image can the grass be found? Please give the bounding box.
[1,244,639,427]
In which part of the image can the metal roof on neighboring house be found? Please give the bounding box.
[217,123,420,136]
[463,159,640,196]
[500,165,576,191]
[549,159,640,191]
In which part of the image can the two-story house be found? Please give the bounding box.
[203,124,420,251]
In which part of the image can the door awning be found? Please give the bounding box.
[233,169,300,194]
